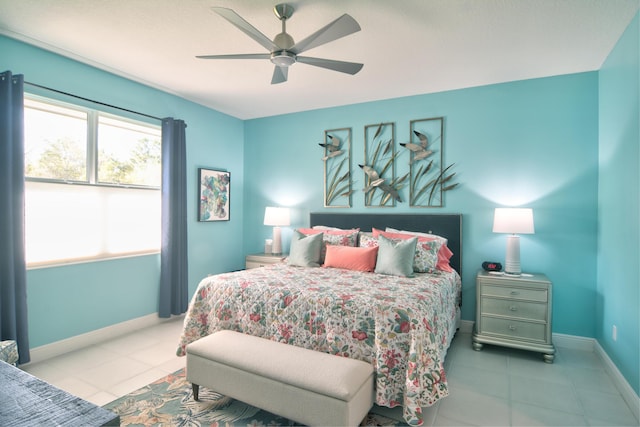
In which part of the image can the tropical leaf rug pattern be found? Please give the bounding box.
[104,368,408,426]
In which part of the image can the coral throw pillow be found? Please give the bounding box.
[323,245,378,272]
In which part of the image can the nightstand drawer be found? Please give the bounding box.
[481,297,547,321]
[245,254,286,269]
[481,284,547,302]
[480,316,547,342]
[246,261,269,269]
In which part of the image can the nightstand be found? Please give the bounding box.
[245,253,287,269]
[472,270,555,363]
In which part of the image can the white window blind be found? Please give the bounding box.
[25,182,160,265]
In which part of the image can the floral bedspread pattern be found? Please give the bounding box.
[176,264,461,426]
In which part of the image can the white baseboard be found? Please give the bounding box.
[25,313,180,365]
[552,332,595,352]
[594,340,640,423]
[553,333,638,422]
[462,323,637,422]
[458,319,474,334]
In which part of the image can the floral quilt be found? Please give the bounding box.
[176,264,461,426]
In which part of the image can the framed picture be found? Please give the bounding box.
[198,168,230,221]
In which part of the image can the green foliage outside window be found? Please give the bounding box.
[24,97,161,187]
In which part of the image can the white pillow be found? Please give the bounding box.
[312,225,351,231]
[385,227,448,244]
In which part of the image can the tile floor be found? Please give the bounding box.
[20,317,639,426]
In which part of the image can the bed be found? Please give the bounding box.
[177,213,462,426]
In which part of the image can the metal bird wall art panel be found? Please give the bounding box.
[362,122,408,206]
[401,117,458,207]
[321,128,353,207]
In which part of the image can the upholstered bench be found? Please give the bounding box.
[186,330,374,427]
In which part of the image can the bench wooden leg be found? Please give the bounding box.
[192,383,200,401]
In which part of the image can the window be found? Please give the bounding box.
[97,116,161,186]
[24,99,88,181]
[24,95,161,266]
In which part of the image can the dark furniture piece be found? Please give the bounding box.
[0,360,119,426]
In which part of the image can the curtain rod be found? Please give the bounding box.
[25,81,163,122]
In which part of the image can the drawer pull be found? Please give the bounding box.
[508,325,517,331]
[509,306,518,311]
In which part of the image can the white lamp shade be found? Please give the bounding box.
[263,207,290,226]
[492,208,535,234]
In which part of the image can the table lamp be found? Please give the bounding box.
[263,207,290,255]
[492,208,535,275]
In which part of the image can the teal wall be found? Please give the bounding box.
[244,73,600,337]
[597,12,640,395]
[27,256,160,345]
[1,35,246,347]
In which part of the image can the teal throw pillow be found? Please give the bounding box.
[374,234,417,277]
[287,230,323,267]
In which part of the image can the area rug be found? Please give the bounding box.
[104,368,408,426]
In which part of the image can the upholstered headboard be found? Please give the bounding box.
[309,213,462,276]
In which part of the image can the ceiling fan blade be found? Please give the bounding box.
[297,56,363,75]
[212,7,277,52]
[291,14,361,54]
[196,53,271,60]
[271,66,288,84]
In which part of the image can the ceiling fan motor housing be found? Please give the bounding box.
[274,31,295,50]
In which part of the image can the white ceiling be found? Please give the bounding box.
[1,0,638,120]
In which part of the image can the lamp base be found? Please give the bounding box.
[504,234,522,275]
[272,226,282,255]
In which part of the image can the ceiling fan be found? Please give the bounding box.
[197,3,363,84]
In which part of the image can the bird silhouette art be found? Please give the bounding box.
[400,130,433,164]
[319,134,344,160]
[359,164,401,202]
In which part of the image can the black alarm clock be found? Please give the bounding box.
[482,261,502,272]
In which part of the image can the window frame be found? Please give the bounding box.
[24,94,162,189]
[23,93,162,268]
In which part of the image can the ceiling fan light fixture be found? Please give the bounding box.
[271,50,296,67]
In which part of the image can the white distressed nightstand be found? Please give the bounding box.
[472,270,555,363]
[245,253,287,269]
